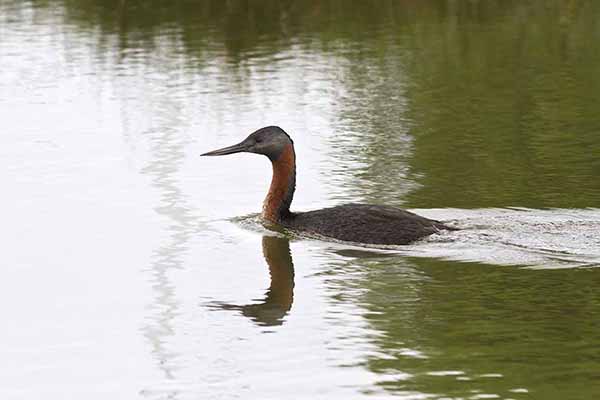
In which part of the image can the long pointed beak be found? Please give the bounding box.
[201,141,249,156]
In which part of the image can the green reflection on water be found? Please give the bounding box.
[41,0,600,208]
[346,255,600,398]
[400,0,600,208]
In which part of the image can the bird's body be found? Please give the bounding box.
[202,126,455,245]
[282,204,449,245]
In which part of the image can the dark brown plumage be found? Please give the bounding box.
[284,203,450,245]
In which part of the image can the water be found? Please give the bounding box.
[2,1,600,399]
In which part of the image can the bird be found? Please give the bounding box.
[201,126,456,245]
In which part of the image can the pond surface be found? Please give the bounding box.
[2,1,600,399]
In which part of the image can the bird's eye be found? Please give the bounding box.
[255,137,263,143]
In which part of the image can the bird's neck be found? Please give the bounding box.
[263,143,296,222]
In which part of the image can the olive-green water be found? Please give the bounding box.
[2,1,600,399]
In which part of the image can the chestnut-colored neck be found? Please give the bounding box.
[262,143,296,222]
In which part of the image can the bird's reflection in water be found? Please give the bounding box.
[209,235,295,327]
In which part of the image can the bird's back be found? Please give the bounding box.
[283,203,452,245]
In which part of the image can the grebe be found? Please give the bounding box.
[202,126,455,245]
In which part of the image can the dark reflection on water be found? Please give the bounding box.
[207,235,295,327]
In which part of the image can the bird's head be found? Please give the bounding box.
[201,126,293,161]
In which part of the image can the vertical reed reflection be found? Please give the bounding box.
[139,111,205,398]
